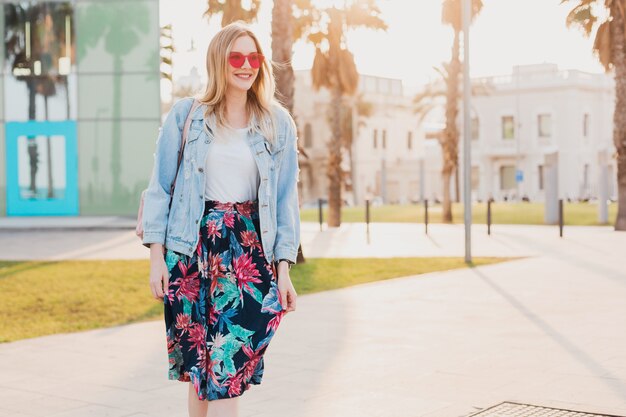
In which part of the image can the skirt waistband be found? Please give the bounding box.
[204,199,259,214]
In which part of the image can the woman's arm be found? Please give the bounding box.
[141,99,189,248]
[273,114,301,264]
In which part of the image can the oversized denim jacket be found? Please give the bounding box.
[141,97,301,264]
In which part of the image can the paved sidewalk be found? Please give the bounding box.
[0,224,625,416]
[0,216,137,230]
[1,221,623,260]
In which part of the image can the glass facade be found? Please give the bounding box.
[1,0,160,216]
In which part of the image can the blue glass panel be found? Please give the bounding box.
[5,120,78,215]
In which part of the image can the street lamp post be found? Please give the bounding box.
[462,0,472,263]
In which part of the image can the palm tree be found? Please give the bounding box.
[561,0,626,230]
[413,61,492,218]
[292,0,387,227]
[203,0,261,27]
[271,0,310,263]
[432,0,483,223]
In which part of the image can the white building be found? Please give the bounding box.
[459,63,617,203]
[292,63,618,208]
[293,69,423,206]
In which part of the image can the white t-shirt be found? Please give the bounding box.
[204,126,260,202]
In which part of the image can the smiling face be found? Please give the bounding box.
[226,35,261,93]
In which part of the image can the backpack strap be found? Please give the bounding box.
[169,98,203,199]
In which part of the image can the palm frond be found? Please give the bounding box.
[344,0,388,31]
[564,0,597,36]
[442,0,484,30]
[593,20,613,70]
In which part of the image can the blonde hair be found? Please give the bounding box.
[197,21,287,146]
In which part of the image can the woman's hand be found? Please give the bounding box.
[149,244,169,300]
[276,261,297,313]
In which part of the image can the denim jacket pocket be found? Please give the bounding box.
[263,137,286,156]
[186,128,202,146]
[271,135,287,171]
[183,128,202,161]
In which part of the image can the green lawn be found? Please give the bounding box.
[300,201,618,226]
[0,256,513,342]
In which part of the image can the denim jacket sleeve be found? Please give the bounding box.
[272,114,301,264]
[141,98,190,248]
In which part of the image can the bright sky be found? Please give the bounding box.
[160,0,607,97]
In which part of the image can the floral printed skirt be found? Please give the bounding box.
[163,199,285,401]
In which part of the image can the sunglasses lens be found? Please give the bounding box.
[229,53,244,68]
[249,53,263,69]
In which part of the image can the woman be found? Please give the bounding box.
[141,21,300,417]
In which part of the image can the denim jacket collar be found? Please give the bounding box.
[191,103,274,149]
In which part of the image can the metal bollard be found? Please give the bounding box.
[424,199,429,235]
[559,198,563,237]
[487,199,492,236]
[318,198,323,231]
[365,198,370,235]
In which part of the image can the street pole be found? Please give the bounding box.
[463,0,472,263]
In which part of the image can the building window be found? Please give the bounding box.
[382,129,387,149]
[471,166,479,191]
[502,116,515,140]
[373,129,377,148]
[407,131,412,149]
[304,123,313,148]
[583,113,589,138]
[471,116,479,140]
[499,165,516,190]
[538,114,551,137]
[538,165,544,190]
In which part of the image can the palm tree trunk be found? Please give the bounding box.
[271,0,306,262]
[442,29,461,223]
[271,0,295,113]
[326,10,343,227]
[611,4,626,230]
[348,100,357,205]
[327,84,343,227]
[454,163,460,202]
